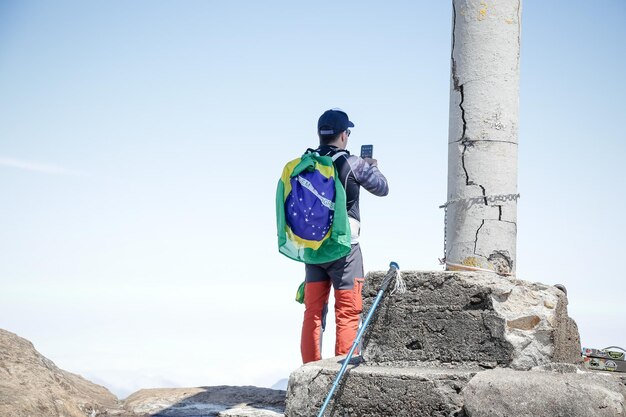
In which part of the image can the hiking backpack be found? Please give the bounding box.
[276,150,351,264]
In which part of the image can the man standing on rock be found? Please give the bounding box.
[301,108,389,363]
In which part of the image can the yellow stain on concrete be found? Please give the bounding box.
[507,315,541,331]
[446,257,496,273]
[505,18,515,24]
[478,1,488,21]
[462,257,481,267]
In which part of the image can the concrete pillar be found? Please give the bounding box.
[444,0,522,275]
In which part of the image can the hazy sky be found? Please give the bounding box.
[1,1,625,399]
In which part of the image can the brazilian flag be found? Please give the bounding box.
[276,152,351,264]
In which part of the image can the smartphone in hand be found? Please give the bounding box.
[360,144,373,159]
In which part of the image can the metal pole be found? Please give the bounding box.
[317,262,399,417]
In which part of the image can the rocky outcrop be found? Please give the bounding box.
[124,386,286,417]
[0,328,122,417]
[462,366,626,417]
[284,271,624,416]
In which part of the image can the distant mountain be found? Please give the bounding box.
[0,328,122,416]
[271,378,289,391]
[125,386,285,416]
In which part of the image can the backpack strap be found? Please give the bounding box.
[331,151,348,162]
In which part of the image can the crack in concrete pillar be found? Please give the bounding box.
[474,220,485,255]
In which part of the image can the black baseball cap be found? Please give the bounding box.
[318,108,355,135]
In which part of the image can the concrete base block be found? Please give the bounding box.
[285,271,591,416]
[285,358,476,417]
[361,271,581,369]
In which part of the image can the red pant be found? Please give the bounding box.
[300,278,364,363]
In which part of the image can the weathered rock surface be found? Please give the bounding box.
[462,367,626,417]
[361,271,581,369]
[0,328,122,417]
[285,358,476,417]
[123,386,285,417]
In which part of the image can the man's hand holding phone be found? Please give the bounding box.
[360,144,377,166]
